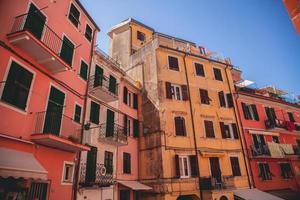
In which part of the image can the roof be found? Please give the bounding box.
[155,32,196,46]
[75,0,100,31]
[118,180,152,190]
[0,147,48,180]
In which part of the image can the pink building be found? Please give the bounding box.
[0,0,99,199]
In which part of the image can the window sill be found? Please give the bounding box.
[61,180,73,185]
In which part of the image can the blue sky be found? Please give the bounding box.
[81,0,300,97]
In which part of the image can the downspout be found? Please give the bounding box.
[224,66,253,188]
[182,54,203,200]
[73,28,98,200]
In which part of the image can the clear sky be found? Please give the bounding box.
[81,0,300,98]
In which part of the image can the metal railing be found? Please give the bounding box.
[199,176,233,190]
[250,144,270,157]
[79,163,114,187]
[95,47,121,69]
[89,74,118,95]
[97,123,127,144]
[9,13,74,66]
[34,111,81,143]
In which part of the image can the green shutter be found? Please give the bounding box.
[108,75,117,94]
[106,109,115,137]
[60,36,74,66]
[133,119,139,138]
[24,3,46,40]
[123,87,128,104]
[251,104,259,121]
[68,4,80,27]
[123,115,128,136]
[90,101,100,124]
[86,146,97,183]
[133,93,138,109]
[80,61,88,80]
[74,105,82,123]
[94,65,103,87]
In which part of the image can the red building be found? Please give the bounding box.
[283,0,300,35]
[233,71,300,198]
[0,0,99,199]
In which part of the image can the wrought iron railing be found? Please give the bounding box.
[98,123,127,144]
[9,13,74,66]
[89,74,118,96]
[199,176,233,190]
[34,111,81,143]
[79,163,114,187]
[95,47,121,69]
[250,144,270,157]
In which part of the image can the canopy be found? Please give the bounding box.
[0,147,48,180]
[118,180,152,190]
[233,188,284,200]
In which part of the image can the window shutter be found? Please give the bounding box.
[175,117,186,136]
[200,89,209,104]
[232,123,239,139]
[230,157,241,176]
[288,112,295,122]
[181,85,189,101]
[90,101,100,124]
[123,87,128,104]
[74,105,82,123]
[251,104,259,121]
[106,109,115,137]
[165,82,172,99]
[213,68,223,81]
[220,122,229,138]
[242,102,250,120]
[80,61,88,80]
[108,75,117,94]
[218,91,226,107]
[124,115,128,136]
[94,65,103,87]
[133,93,138,109]
[226,93,234,108]
[204,120,215,138]
[168,56,179,71]
[175,155,180,178]
[133,119,139,138]
[189,155,198,177]
[195,63,205,76]
[60,36,74,66]
[86,146,97,183]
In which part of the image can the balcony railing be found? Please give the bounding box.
[95,48,121,69]
[9,13,74,68]
[79,163,114,187]
[34,111,81,142]
[98,123,127,145]
[251,145,270,157]
[200,176,233,190]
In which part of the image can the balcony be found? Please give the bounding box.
[97,123,127,145]
[31,111,89,152]
[88,74,118,102]
[265,119,300,132]
[7,13,73,73]
[250,145,270,157]
[200,176,234,190]
[79,163,114,187]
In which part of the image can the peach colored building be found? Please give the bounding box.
[0,0,99,199]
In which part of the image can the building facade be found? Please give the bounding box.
[233,70,300,198]
[108,18,250,200]
[0,0,99,199]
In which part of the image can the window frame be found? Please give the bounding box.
[168,55,180,71]
[89,101,100,124]
[171,84,182,100]
[104,151,114,174]
[174,116,187,136]
[73,103,82,123]
[60,34,75,67]
[213,67,223,81]
[79,59,88,81]
[204,120,215,138]
[179,155,191,178]
[137,31,146,42]
[230,156,241,176]
[61,161,75,184]
[199,89,210,105]
[258,162,272,181]
[279,162,293,179]
[68,3,81,28]
[194,62,205,77]
[85,23,93,42]
[123,152,131,174]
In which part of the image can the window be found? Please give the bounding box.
[106,109,115,137]
[230,157,241,176]
[265,107,276,123]
[258,163,272,180]
[168,56,179,71]
[124,115,131,136]
[195,63,205,77]
[199,89,210,104]
[204,120,215,138]
[29,183,48,200]
[1,61,33,110]
[174,116,186,136]
[174,155,191,178]
[104,151,113,174]
[220,123,239,139]
[241,103,259,121]
[272,136,279,143]
[86,146,97,183]
[62,162,74,183]
[133,119,139,138]
[280,163,293,179]
[133,93,138,109]
[90,101,100,124]
[123,86,128,104]
[74,104,82,123]
[85,24,92,41]
[165,82,188,101]
[288,112,295,122]
[79,60,88,80]
[213,68,223,81]
[120,190,130,200]
[123,153,131,174]
[219,91,233,108]
[60,36,75,66]
[68,3,80,27]
[137,31,145,41]
[108,75,117,94]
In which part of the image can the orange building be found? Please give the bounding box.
[283,0,300,35]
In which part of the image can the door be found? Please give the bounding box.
[120,190,130,200]
[43,86,65,135]
[24,3,46,40]
[94,65,103,87]
[86,146,97,183]
[209,157,221,183]
[106,109,115,137]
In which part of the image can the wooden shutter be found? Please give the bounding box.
[175,117,186,136]
[200,89,209,104]
[74,105,82,123]
[86,146,97,183]
[80,61,88,80]
[213,68,223,81]
[133,119,139,138]
[242,102,250,120]
[90,101,100,124]
[85,24,92,41]
[123,87,128,104]
[106,109,115,137]
[251,104,259,121]
[226,93,234,108]
[220,122,229,138]
[133,93,138,109]
[108,75,117,94]
[189,155,198,177]
[104,151,113,174]
[204,120,215,138]
[123,115,128,136]
[24,3,46,40]
[123,153,131,174]
[231,123,239,139]
[69,4,80,27]
[60,36,74,66]
[94,65,103,87]
[288,112,295,122]
[230,157,241,176]
[165,82,172,99]
[195,63,205,76]
[168,56,179,71]
[181,85,189,101]
[218,91,226,107]
[175,155,180,178]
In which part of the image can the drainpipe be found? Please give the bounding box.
[72,28,98,200]
[182,54,203,200]
[224,66,253,189]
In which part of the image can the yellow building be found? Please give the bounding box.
[108,18,250,200]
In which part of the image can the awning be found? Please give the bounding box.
[233,188,284,200]
[118,180,152,190]
[198,147,226,157]
[0,147,48,180]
